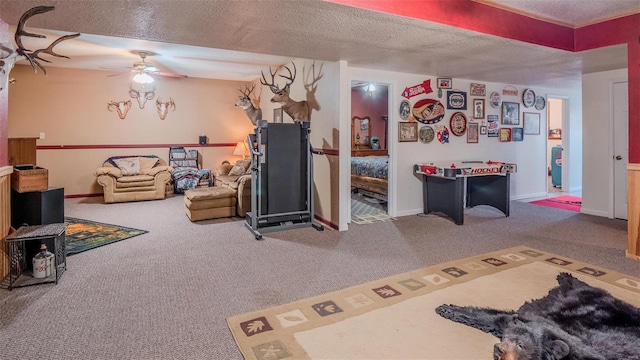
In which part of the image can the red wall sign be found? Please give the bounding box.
[402,79,433,99]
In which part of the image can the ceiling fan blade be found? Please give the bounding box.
[154,71,188,79]
[106,72,129,78]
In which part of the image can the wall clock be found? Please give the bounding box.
[522,89,536,108]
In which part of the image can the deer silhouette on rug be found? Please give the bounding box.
[436,273,640,360]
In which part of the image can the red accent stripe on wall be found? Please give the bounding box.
[327,0,574,50]
[327,0,637,51]
[37,143,236,150]
[314,214,338,230]
[574,14,640,51]
[316,148,339,156]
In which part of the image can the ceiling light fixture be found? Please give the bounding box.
[366,83,376,96]
[133,72,154,84]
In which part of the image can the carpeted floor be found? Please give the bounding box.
[227,246,640,360]
[530,195,582,212]
[64,217,148,255]
[1,196,638,359]
[351,192,387,217]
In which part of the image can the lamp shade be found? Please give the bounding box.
[233,141,250,159]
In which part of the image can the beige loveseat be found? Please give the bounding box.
[214,159,252,216]
[95,155,173,203]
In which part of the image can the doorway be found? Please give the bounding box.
[350,81,390,222]
[547,97,566,194]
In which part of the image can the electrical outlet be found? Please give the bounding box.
[39,132,45,139]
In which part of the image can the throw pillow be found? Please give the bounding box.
[228,164,247,176]
[215,163,234,176]
[235,159,251,171]
[139,156,159,173]
[114,158,141,175]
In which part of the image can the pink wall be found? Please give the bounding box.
[351,85,389,149]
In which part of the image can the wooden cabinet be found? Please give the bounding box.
[8,137,38,167]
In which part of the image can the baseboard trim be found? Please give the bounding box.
[580,208,609,218]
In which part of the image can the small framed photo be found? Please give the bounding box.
[523,112,540,135]
[501,101,520,125]
[512,127,524,141]
[473,99,485,119]
[273,107,283,123]
[399,122,418,142]
[480,126,487,135]
[467,122,479,143]
[470,83,486,96]
[499,128,512,142]
[437,77,452,89]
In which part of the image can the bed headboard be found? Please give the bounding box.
[351,149,389,157]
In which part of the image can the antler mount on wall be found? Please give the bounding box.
[0,6,80,91]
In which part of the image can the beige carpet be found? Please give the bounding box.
[227,246,640,360]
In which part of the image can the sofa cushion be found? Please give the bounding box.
[95,167,123,178]
[114,158,141,175]
[117,174,155,183]
[184,186,236,201]
[216,175,240,189]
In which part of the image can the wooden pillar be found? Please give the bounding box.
[0,166,13,280]
[628,164,640,260]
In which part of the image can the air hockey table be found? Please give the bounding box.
[413,160,517,225]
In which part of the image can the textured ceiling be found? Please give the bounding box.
[0,0,637,87]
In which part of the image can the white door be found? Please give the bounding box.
[613,81,628,219]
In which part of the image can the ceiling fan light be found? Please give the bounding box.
[133,72,154,84]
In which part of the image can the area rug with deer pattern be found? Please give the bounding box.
[64,217,148,255]
[226,246,640,360]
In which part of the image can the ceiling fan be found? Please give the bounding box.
[108,50,189,83]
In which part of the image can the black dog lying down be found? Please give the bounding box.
[435,273,640,360]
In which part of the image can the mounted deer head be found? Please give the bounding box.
[234,83,262,126]
[156,97,175,120]
[107,100,132,120]
[129,83,156,109]
[0,6,80,91]
[260,62,310,122]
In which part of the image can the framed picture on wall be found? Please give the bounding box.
[499,128,512,142]
[437,78,452,89]
[399,122,418,142]
[523,112,540,135]
[467,123,479,143]
[501,101,520,125]
[473,99,485,119]
[512,127,524,141]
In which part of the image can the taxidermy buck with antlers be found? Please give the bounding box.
[0,6,80,91]
[234,83,262,125]
[260,62,310,122]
